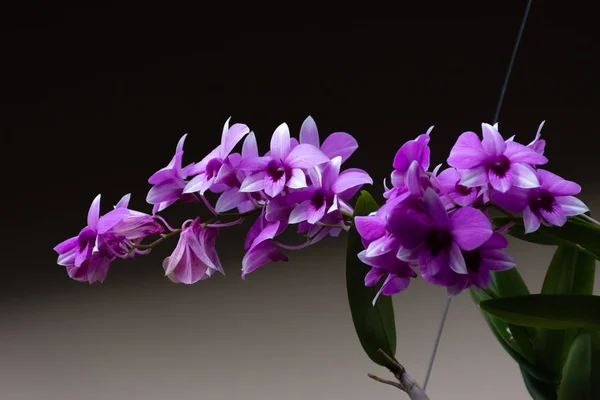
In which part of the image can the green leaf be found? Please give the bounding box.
[520,366,558,400]
[471,289,551,383]
[492,268,537,361]
[558,329,600,399]
[494,216,600,260]
[346,191,397,368]
[480,294,600,330]
[535,245,597,378]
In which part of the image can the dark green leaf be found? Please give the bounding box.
[558,329,600,399]
[480,294,600,330]
[493,216,600,260]
[536,246,597,377]
[471,289,551,383]
[492,268,537,360]
[520,366,558,400]
[346,191,397,368]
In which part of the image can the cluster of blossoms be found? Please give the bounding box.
[53,117,588,306]
[54,117,372,284]
[356,122,589,303]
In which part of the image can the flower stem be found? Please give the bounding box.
[423,296,452,391]
[205,218,245,229]
[580,213,600,227]
[131,229,181,249]
[153,214,179,232]
[274,241,313,251]
[199,194,219,216]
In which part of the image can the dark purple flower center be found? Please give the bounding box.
[77,227,97,253]
[529,189,555,214]
[311,189,328,210]
[455,182,473,196]
[425,228,453,257]
[463,250,482,272]
[267,159,286,181]
[490,155,511,177]
[206,158,223,179]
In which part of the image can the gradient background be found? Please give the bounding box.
[3,2,600,399]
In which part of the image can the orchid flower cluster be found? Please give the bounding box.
[53,118,589,307]
[54,116,372,284]
[355,121,589,303]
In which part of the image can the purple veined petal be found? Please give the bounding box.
[284,187,316,203]
[387,208,431,249]
[380,275,411,296]
[393,134,431,171]
[54,236,78,254]
[320,132,359,163]
[250,220,281,250]
[241,241,288,279]
[221,122,250,157]
[423,252,448,277]
[468,268,491,290]
[390,169,405,189]
[300,115,320,147]
[148,163,177,185]
[510,163,540,189]
[286,144,330,169]
[175,133,188,155]
[523,206,541,233]
[265,195,294,222]
[96,208,135,234]
[449,206,493,251]
[436,167,461,190]
[447,131,487,169]
[504,141,548,165]
[215,188,248,213]
[556,195,589,216]
[405,160,424,196]
[322,157,342,191]
[87,194,102,229]
[195,227,223,273]
[187,147,222,177]
[488,168,514,193]
[270,122,291,161]
[332,167,373,194]
[460,166,489,187]
[537,169,581,196]
[307,201,327,224]
[238,156,271,172]
[264,173,287,198]
[182,173,208,195]
[423,187,450,227]
[446,278,470,297]
[163,228,193,276]
[481,231,509,250]
[290,137,299,151]
[338,198,354,215]
[490,186,529,212]
[481,249,516,271]
[365,235,398,257]
[238,199,257,214]
[540,207,567,227]
[115,193,131,209]
[449,242,467,274]
[239,172,267,193]
[397,246,418,262]
[327,195,339,214]
[242,131,259,159]
[220,117,232,144]
[307,165,323,187]
[363,263,386,286]
[244,212,265,251]
[86,255,111,284]
[481,123,506,156]
[287,168,307,189]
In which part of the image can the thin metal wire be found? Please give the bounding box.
[423,296,451,390]
[493,0,534,124]
[422,0,534,391]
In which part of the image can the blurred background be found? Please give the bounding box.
[2,2,600,399]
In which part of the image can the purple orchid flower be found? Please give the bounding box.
[447,123,548,193]
[183,117,250,196]
[53,194,114,284]
[433,167,479,207]
[241,210,288,278]
[214,132,265,214]
[97,194,164,242]
[443,232,516,296]
[360,250,417,305]
[492,169,589,233]
[163,218,223,284]
[147,134,198,214]
[298,116,359,164]
[238,122,330,198]
[387,188,494,292]
[288,156,372,225]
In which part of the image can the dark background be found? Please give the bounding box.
[2,2,599,399]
